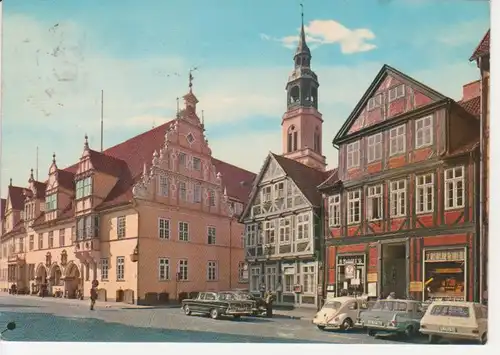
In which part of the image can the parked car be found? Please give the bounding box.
[419,301,487,344]
[313,296,368,331]
[223,289,267,316]
[181,291,255,319]
[359,299,424,338]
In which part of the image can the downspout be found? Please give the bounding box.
[131,199,141,305]
[229,217,233,290]
[478,56,485,303]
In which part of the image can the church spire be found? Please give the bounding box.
[295,3,310,61]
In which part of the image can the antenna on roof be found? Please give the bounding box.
[100,90,104,152]
[36,146,39,181]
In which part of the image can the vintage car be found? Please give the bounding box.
[227,290,267,316]
[313,296,368,331]
[420,301,487,344]
[359,299,424,338]
[181,291,255,319]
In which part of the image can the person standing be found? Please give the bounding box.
[264,291,275,318]
[90,280,99,310]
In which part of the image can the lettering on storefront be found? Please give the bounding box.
[367,273,378,282]
[337,255,365,265]
[425,249,465,262]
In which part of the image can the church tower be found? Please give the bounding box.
[281,6,326,172]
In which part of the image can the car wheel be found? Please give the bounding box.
[480,332,487,345]
[210,308,220,319]
[367,329,376,337]
[340,318,353,331]
[317,325,326,331]
[183,305,192,316]
[233,315,241,320]
[428,334,440,344]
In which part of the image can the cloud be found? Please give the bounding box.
[0,14,481,198]
[261,19,377,54]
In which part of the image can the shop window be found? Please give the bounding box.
[336,255,365,296]
[424,248,466,301]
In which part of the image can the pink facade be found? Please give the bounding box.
[0,87,256,305]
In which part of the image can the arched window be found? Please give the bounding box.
[287,126,298,153]
[289,86,300,104]
[313,127,321,153]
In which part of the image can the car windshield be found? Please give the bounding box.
[218,293,237,301]
[234,293,253,300]
[323,301,342,310]
[372,301,408,311]
[430,305,470,318]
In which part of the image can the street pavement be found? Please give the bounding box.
[0,294,428,344]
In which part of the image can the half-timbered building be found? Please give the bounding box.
[239,15,333,308]
[319,65,481,303]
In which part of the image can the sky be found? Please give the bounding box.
[0,0,491,198]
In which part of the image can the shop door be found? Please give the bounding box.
[381,243,407,299]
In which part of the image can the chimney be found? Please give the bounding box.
[462,80,481,101]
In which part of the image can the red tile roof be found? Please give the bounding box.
[0,218,26,241]
[271,154,331,207]
[33,181,47,199]
[7,185,25,211]
[32,201,75,228]
[317,169,340,190]
[445,141,479,159]
[457,96,480,118]
[0,198,6,220]
[56,169,76,191]
[470,29,490,61]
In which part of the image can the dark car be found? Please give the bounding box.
[181,291,255,319]
[227,290,267,316]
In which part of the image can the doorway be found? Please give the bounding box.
[381,243,407,299]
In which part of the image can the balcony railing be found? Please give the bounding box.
[74,238,100,253]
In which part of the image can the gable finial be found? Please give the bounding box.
[9,178,12,186]
[189,70,194,93]
[300,2,304,27]
[52,152,56,164]
[30,168,34,181]
[176,97,180,119]
[84,134,89,149]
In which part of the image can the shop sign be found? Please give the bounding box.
[344,264,356,279]
[409,281,423,292]
[284,267,295,275]
[425,249,465,262]
[367,273,378,282]
[338,255,365,265]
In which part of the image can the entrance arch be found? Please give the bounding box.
[48,263,63,288]
[35,263,47,284]
[64,261,81,299]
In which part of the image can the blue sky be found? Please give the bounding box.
[0,0,490,197]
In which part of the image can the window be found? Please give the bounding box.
[158,258,170,281]
[389,84,405,102]
[390,180,407,217]
[117,216,126,239]
[303,265,315,293]
[158,218,170,239]
[38,234,43,249]
[178,152,186,167]
[238,262,247,282]
[179,182,187,201]
[76,215,99,240]
[262,186,272,202]
[18,238,24,253]
[193,157,201,171]
[263,221,275,244]
[347,190,361,224]
[29,235,34,251]
[273,182,284,199]
[367,93,382,110]
[178,259,188,281]
[76,177,92,199]
[283,268,294,293]
[416,173,434,214]
[59,229,65,247]
[430,305,470,318]
[346,141,360,169]
[100,258,109,281]
[328,195,341,227]
[279,217,291,244]
[45,194,57,211]
[116,257,125,281]
[208,189,216,207]
[415,116,433,148]
[445,167,465,210]
[194,184,202,203]
[207,226,216,245]
[207,261,218,281]
[245,224,257,247]
[71,226,76,241]
[158,176,169,196]
[367,185,383,221]
[48,231,54,248]
[367,133,382,163]
[265,266,276,291]
[389,125,406,156]
[250,267,261,292]
[178,222,189,241]
[296,213,310,240]
[313,128,321,153]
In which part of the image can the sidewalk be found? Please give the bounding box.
[272,307,316,321]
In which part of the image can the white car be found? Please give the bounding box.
[419,301,487,344]
[313,296,367,331]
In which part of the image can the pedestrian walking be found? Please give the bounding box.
[386,291,396,299]
[90,280,99,310]
[264,291,275,318]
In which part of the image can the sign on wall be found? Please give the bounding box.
[338,255,365,265]
[425,249,465,262]
[344,263,356,279]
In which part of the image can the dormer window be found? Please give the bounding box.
[76,214,100,240]
[76,177,92,199]
[388,85,405,102]
[45,194,57,211]
[24,202,35,221]
[273,182,284,199]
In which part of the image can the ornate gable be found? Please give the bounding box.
[334,64,448,143]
